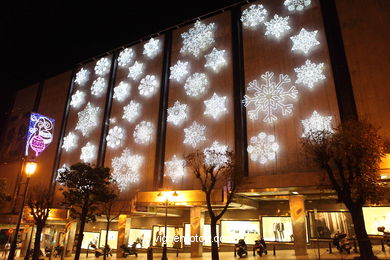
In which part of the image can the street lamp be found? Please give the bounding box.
[8,160,37,260]
[157,191,178,260]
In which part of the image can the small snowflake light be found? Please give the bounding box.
[184,73,208,97]
[94,57,111,76]
[241,4,268,28]
[167,101,188,126]
[75,102,100,137]
[247,132,279,164]
[295,59,325,88]
[80,142,97,163]
[118,48,134,67]
[180,20,215,58]
[284,0,311,11]
[106,126,126,149]
[169,60,189,82]
[122,100,141,123]
[183,121,206,148]
[91,77,107,97]
[143,38,160,58]
[133,121,153,144]
[57,164,69,177]
[204,48,227,72]
[165,155,185,183]
[113,81,131,102]
[204,93,227,120]
[243,71,298,124]
[203,141,230,168]
[70,90,86,109]
[112,148,144,191]
[264,14,291,39]
[290,28,319,54]
[138,75,158,97]
[128,61,144,80]
[301,110,333,137]
[74,68,90,86]
[62,131,78,152]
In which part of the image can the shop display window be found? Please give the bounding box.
[183,223,220,246]
[81,232,100,249]
[128,228,152,248]
[220,220,260,245]
[308,211,354,239]
[99,230,118,249]
[152,225,183,248]
[261,216,293,242]
[362,207,390,235]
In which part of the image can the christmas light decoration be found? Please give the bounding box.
[75,102,100,137]
[264,14,291,39]
[183,121,206,148]
[118,48,134,67]
[164,155,185,183]
[284,0,311,11]
[91,77,107,97]
[57,164,69,177]
[204,48,227,72]
[25,113,55,157]
[247,132,279,164]
[184,73,208,97]
[74,68,90,86]
[106,126,126,149]
[180,20,215,57]
[143,38,160,58]
[128,61,144,80]
[290,28,319,54]
[243,71,298,123]
[133,121,153,144]
[169,60,189,82]
[113,81,131,102]
[301,110,333,137]
[112,148,144,191]
[62,131,78,152]
[138,75,158,97]
[241,4,268,28]
[294,59,325,88]
[167,101,188,126]
[94,57,111,76]
[203,141,230,168]
[70,90,86,109]
[204,93,227,120]
[80,142,97,163]
[122,100,141,123]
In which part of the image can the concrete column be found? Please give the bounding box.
[117,215,131,256]
[289,195,307,256]
[65,222,77,257]
[190,207,204,258]
[20,225,33,257]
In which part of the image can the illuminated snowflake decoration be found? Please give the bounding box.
[241,4,268,28]
[290,28,319,54]
[284,0,311,11]
[75,102,100,137]
[167,101,188,126]
[243,71,298,124]
[80,142,97,163]
[301,110,333,137]
[203,141,230,168]
[74,68,90,86]
[118,48,134,67]
[165,155,185,183]
[112,149,144,191]
[264,14,291,39]
[169,60,189,82]
[184,73,208,97]
[113,81,131,102]
[183,121,206,148]
[133,121,153,144]
[204,48,227,72]
[204,93,227,120]
[94,57,111,76]
[138,75,158,97]
[128,61,144,80]
[57,164,69,178]
[143,38,160,58]
[180,20,215,58]
[91,77,107,97]
[247,132,279,164]
[122,100,141,123]
[295,59,325,88]
[106,126,125,149]
[70,90,86,109]
[62,131,78,152]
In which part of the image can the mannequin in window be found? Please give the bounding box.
[155,227,164,247]
[277,221,285,241]
[272,223,279,241]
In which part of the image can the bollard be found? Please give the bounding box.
[273,244,276,256]
[329,241,332,254]
[353,239,358,253]
[382,239,386,252]
[176,248,179,257]
[147,246,153,260]
[253,246,255,256]
[234,246,237,257]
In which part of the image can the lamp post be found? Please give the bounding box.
[8,160,37,260]
[158,191,178,260]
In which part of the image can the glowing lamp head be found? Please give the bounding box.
[25,161,37,177]
[157,191,179,202]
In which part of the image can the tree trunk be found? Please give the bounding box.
[32,223,44,260]
[74,212,87,260]
[103,220,110,260]
[210,218,219,260]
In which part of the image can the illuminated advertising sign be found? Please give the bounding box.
[25,112,55,157]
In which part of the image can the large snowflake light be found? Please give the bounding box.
[118,48,134,67]
[80,142,97,163]
[204,48,227,72]
[62,131,78,152]
[143,38,160,58]
[180,20,215,58]
[264,14,291,39]
[106,126,125,149]
[184,73,208,97]
[301,110,333,137]
[295,59,325,88]
[138,75,158,97]
[290,28,319,54]
[122,100,141,123]
[247,132,279,164]
[112,149,144,191]
[241,4,268,28]
[183,121,206,148]
[133,121,153,144]
[74,68,90,86]
[167,101,188,126]
[203,141,230,168]
[94,57,111,76]
[113,81,131,102]
[243,71,298,124]
[91,77,107,97]
[169,60,189,82]
[284,0,311,11]
[70,90,86,109]
[165,155,185,183]
[75,102,100,137]
[204,93,227,120]
[128,61,144,80]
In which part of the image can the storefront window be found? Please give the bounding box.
[81,232,100,249]
[99,230,118,249]
[183,224,220,246]
[261,217,293,242]
[152,226,183,248]
[220,220,260,245]
[308,211,354,239]
[363,207,390,235]
[128,229,152,248]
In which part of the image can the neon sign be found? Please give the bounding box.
[25,113,55,157]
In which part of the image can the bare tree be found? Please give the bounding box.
[301,120,386,259]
